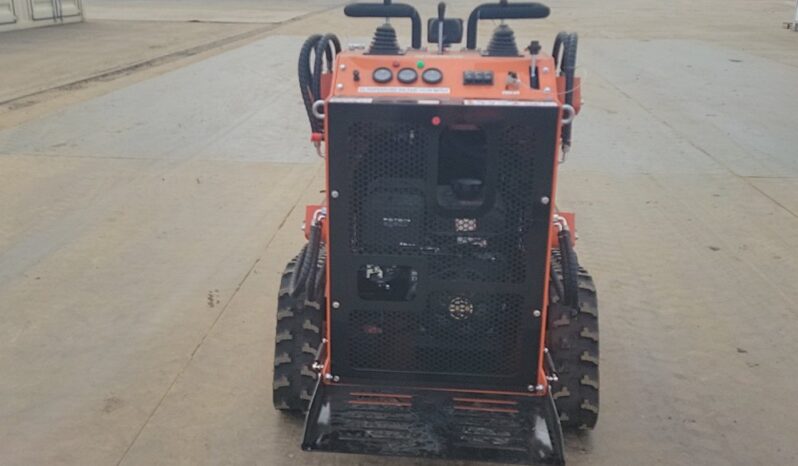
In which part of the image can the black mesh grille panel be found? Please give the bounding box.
[349,293,524,375]
[327,102,559,390]
[348,121,428,255]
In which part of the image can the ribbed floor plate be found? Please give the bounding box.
[302,383,565,465]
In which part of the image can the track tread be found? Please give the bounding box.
[549,253,600,430]
[272,251,325,413]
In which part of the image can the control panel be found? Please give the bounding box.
[332,50,559,100]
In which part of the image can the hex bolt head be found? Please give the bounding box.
[544,87,551,93]
[541,196,550,205]
[330,190,339,199]
[527,384,536,392]
[536,384,545,392]
[533,309,542,318]
[336,83,344,90]
[324,373,333,381]
[332,301,341,309]
[333,375,340,382]
[542,66,550,74]
[339,64,347,70]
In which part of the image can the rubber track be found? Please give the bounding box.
[272,253,324,413]
[548,254,600,430]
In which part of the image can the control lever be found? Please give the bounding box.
[466,1,550,50]
[437,2,446,54]
[344,1,422,49]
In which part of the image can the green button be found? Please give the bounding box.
[416,60,425,69]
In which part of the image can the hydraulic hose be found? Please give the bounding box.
[552,31,569,68]
[292,222,322,297]
[298,34,340,135]
[561,33,578,150]
[289,243,309,296]
[552,32,578,151]
[298,34,323,134]
[557,229,579,307]
[312,34,341,110]
[307,244,326,303]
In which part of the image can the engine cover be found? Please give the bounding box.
[326,99,558,392]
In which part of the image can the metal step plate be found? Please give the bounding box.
[302,382,565,465]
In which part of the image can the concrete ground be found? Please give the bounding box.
[1,1,797,465]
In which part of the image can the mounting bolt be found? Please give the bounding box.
[332,301,340,309]
[536,384,545,392]
[543,87,551,93]
[333,375,340,382]
[330,190,339,199]
[527,384,536,392]
[339,64,347,70]
[336,83,344,90]
[533,309,542,318]
[540,196,550,205]
[542,66,550,74]
[324,373,333,381]
[312,362,323,371]
[544,347,549,353]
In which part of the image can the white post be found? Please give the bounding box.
[794,0,798,31]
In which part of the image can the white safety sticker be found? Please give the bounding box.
[358,86,452,95]
[464,99,558,107]
[329,97,373,104]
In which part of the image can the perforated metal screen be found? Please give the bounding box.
[327,100,558,391]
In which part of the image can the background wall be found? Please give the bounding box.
[0,0,83,32]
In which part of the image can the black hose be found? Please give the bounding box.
[312,34,341,109]
[289,243,309,296]
[558,229,579,307]
[298,33,340,134]
[298,34,323,134]
[294,222,322,298]
[552,31,569,68]
[550,259,564,302]
[561,33,577,149]
[560,33,578,106]
[307,245,326,303]
[553,32,578,150]
[301,223,322,300]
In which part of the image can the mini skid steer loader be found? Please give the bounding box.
[272,1,598,464]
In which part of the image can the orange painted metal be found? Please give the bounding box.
[318,46,579,397]
[454,406,520,414]
[319,72,333,100]
[349,392,413,399]
[348,400,413,407]
[331,50,560,102]
[452,397,519,406]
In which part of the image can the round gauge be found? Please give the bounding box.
[422,68,443,84]
[397,68,418,84]
[372,67,393,83]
